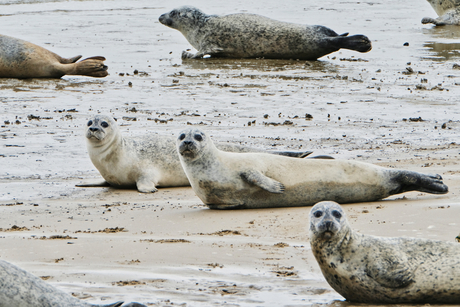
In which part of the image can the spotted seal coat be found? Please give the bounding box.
[176,128,448,209]
[422,0,460,25]
[78,115,316,193]
[0,259,145,307]
[159,6,372,60]
[0,34,108,78]
[309,201,460,304]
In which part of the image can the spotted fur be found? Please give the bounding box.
[309,201,460,304]
[159,6,372,60]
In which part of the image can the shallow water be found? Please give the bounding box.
[0,0,460,306]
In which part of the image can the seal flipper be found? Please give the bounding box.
[182,47,224,59]
[76,179,110,188]
[61,55,82,64]
[71,56,108,77]
[390,171,448,195]
[334,34,372,53]
[98,302,124,307]
[240,170,285,193]
[136,176,158,193]
[366,251,414,288]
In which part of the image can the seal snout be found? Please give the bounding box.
[158,13,173,26]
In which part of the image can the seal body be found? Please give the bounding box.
[0,34,108,78]
[422,0,460,25]
[0,259,145,307]
[176,128,448,209]
[81,115,313,193]
[309,201,460,304]
[159,6,372,60]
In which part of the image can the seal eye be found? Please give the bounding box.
[179,133,186,141]
[194,134,203,141]
[313,211,323,218]
[87,120,93,127]
[101,121,109,128]
[332,210,342,219]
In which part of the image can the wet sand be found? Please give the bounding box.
[0,0,460,306]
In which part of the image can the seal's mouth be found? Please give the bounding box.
[86,131,103,141]
[158,14,172,27]
[321,231,334,240]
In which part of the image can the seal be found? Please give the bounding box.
[0,34,108,78]
[78,115,317,193]
[176,128,448,209]
[309,201,460,304]
[0,259,145,307]
[422,0,460,25]
[158,6,372,60]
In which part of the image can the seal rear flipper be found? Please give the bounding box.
[71,56,108,77]
[270,150,313,158]
[240,170,285,193]
[61,55,82,64]
[120,303,148,307]
[335,34,372,53]
[98,302,124,307]
[391,171,448,195]
[76,179,110,188]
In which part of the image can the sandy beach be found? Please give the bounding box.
[1,0,460,306]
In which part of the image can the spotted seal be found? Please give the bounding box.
[78,115,316,193]
[176,128,448,209]
[309,201,460,303]
[0,34,108,78]
[0,259,145,307]
[422,0,460,25]
[159,6,372,60]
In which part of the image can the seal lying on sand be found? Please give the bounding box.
[0,34,108,78]
[422,0,460,25]
[0,259,145,307]
[78,115,318,193]
[309,201,460,304]
[176,128,448,209]
[159,6,372,60]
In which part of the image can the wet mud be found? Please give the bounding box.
[0,0,460,306]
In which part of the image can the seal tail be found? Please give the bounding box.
[391,171,448,195]
[336,34,372,53]
[72,56,108,77]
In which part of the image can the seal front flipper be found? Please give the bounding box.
[240,170,285,193]
[99,302,124,307]
[76,179,110,188]
[181,47,224,59]
[136,176,158,193]
[366,249,415,288]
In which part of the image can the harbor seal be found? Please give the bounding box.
[309,201,460,304]
[422,0,460,25]
[0,259,145,307]
[78,115,317,193]
[176,128,448,209]
[0,34,108,78]
[159,6,372,60]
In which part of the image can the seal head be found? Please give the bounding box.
[309,201,348,242]
[177,128,208,160]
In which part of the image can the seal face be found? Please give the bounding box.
[309,201,460,304]
[422,0,460,25]
[176,128,447,209]
[81,115,313,193]
[0,34,108,78]
[0,259,144,307]
[159,6,372,60]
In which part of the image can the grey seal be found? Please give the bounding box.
[78,115,316,193]
[309,201,460,304]
[158,6,372,60]
[176,128,448,209]
[0,259,145,307]
[422,0,460,25]
[0,34,108,78]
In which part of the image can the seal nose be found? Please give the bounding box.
[89,127,99,132]
[159,14,165,23]
[324,220,333,231]
[183,141,193,146]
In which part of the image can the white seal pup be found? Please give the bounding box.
[0,34,108,78]
[176,128,448,209]
[309,201,460,304]
[79,115,316,193]
[422,0,460,25]
[158,6,372,60]
[0,259,145,307]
